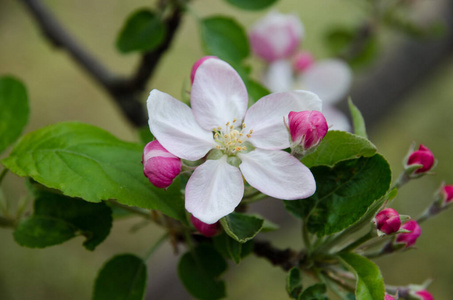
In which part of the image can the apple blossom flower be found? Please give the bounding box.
[396,220,421,247]
[261,58,352,131]
[287,110,328,154]
[191,215,220,237]
[249,11,304,62]
[147,58,320,224]
[375,208,401,235]
[142,140,182,189]
[406,144,434,174]
[413,290,434,300]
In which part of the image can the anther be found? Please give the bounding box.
[233,119,237,123]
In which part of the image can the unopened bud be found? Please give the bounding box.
[406,144,434,174]
[385,294,396,300]
[413,290,434,300]
[441,184,453,205]
[288,111,328,154]
[190,56,217,84]
[375,208,401,235]
[249,11,303,62]
[142,140,181,189]
[293,51,314,72]
[396,220,421,247]
[191,215,220,237]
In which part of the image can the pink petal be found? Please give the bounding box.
[147,89,215,161]
[238,149,315,200]
[191,59,248,130]
[244,90,322,150]
[185,157,244,224]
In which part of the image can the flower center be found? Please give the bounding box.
[213,119,253,155]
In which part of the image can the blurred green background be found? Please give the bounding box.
[1,0,452,299]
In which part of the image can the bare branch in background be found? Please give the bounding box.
[20,0,184,128]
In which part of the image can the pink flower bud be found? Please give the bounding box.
[375,208,401,235]
[396,220,421,247]
[385,294,396,300]
[441,184,453,205]
[414,290,434,300]
[190,56,217,84]
[191,215,220,237]
[288,111,328,151]
[250,12,303,62]
[293,51,314,72]
[142,140,181,189]
[407,144,434,174]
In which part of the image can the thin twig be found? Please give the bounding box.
[20,0,185,128]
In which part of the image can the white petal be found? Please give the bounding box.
[185,156,244,224]
[298,59,352,104]
[262,60,294,93]
[147,90,215,161]
[244,90,322,149]
[239,149,315,200]
[191,59,248,130]
[323,105,351,132]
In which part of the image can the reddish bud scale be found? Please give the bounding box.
[288,110,328,150]
[396,220,421,247]
[191,215,220,237]
[142,140,182,189]
[375,208,401,235]
[407,144,434,174]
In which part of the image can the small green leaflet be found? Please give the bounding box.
[220,212,264,243]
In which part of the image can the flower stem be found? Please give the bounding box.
[340,230,375,253]
[144,232,170,260]
[0,168,8,186]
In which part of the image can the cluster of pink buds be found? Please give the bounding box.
[142,140,182,189]
[405,144,435,175]
[287,110,328,156]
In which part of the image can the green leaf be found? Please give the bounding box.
[220,212,264,243]
[213,232,243,264]
[0,76,29,154]
[224,0,278,10]
[14,216,77,248]
[1,122,186,223]
[93,254,147,300]
[178,244,227,300]
[299,283,328,300]
[13,187,112,250]
[200,16,250,64]
[287,155,391,236]
[338,252,385,300]
[35,188,112,250]
[301,131,376,168]
[116,9,166,53]
[245,78,270,104]
[286,268,303,299]
[348,99,367,139]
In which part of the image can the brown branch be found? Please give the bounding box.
[252,240,302,271]
[19,0,185,128]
